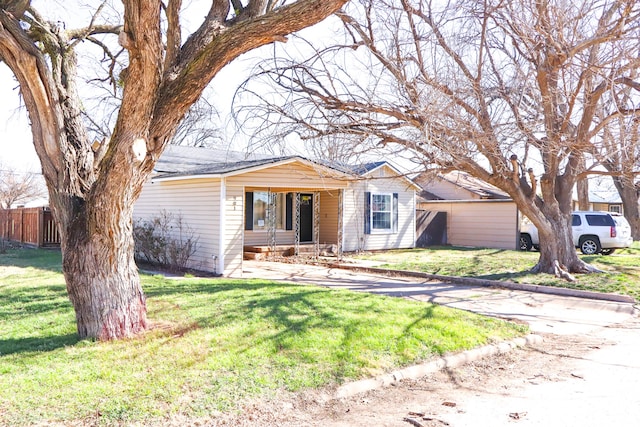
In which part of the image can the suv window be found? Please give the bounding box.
[572,215,581,226]
[585,214,614,227]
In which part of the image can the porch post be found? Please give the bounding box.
[313,191,320,259]
[294,192,300,257]
[337,189,343,260]
[267,189,277,259]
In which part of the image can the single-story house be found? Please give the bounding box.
[134,145,419,276]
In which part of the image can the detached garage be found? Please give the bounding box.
[416,199,520,250]
[414,171,520,250]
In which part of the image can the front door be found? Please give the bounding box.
[299,193,313,242]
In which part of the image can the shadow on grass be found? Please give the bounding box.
[0,284,70,316]
[0,247,63,273]
[145,277,437,374]
[0,334,80,356]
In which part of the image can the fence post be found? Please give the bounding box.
[38,207,45,247]
[19,208,24,244]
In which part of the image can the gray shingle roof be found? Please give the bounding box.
[153,145,373,179]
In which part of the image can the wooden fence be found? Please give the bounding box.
[0,207,60,247]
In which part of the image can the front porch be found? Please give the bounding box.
[243,189,345,260]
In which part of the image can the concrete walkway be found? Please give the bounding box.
[242,260,636,335]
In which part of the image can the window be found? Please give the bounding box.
[372,194,392,230]
[609,205,621,214]
[364,192,398,234]
[572,215,581,226]
[245,192,292,231]
[585,214,614,227]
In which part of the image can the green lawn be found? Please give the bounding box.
[353,243,640,301]
[0,248,526,426]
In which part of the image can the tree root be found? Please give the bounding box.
[572,260,605,274]
[553,260,576,282]
[532,257,605,279]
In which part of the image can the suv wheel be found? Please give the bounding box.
[519,234,533,251]
[579,236,601,255]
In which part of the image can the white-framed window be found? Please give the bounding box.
[365,191,398,234]
[371,193,392,231]
[609,205,622,214]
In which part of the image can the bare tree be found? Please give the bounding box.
[0,163,46,208]
[236,0,640,277]
[0,0,347,340]
[588,63,640,239]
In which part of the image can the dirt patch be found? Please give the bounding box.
[158,332,609,427]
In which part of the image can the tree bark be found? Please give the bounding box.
[576,178,590,211]
[61,201,146,339]
[612,176,640,240]
[532,214,594,276]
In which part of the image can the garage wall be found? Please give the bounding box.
[417,200,519,250]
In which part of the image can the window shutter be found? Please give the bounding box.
[285,193,293,230]
[393,193,399,233]
[245,192,253,230]
[364,192,371,234]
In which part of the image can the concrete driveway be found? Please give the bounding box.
[242,260,636,335]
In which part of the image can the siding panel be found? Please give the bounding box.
[418,200,518,249]
[343,165,416,252]
[134,178,220,272]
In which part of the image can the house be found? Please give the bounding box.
[571,180,624,214]
[134,145,419,276]
[413,171,520,250]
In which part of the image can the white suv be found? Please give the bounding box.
[519,211,633,255]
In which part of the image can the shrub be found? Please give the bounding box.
[133,211,199,271]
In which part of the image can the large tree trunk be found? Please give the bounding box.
[58,198,146,340]
[532,214,596,277]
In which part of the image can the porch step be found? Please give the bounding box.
[243,244,338,260]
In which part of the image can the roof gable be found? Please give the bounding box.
[416,170,510,200]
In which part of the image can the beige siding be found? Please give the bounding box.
[418,200,518,249]
[223,183,244,277]
[230,161,349,189]
[319,190,340,244]
[134,178,220,272]
[343,165,416,252]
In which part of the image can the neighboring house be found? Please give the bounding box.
[414,171,520,250]
[415,171,632,251]
[134,145,418,276]
[572,187,624,214]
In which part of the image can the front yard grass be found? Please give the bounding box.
[0,248,527,426]
[353,243,640,301]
